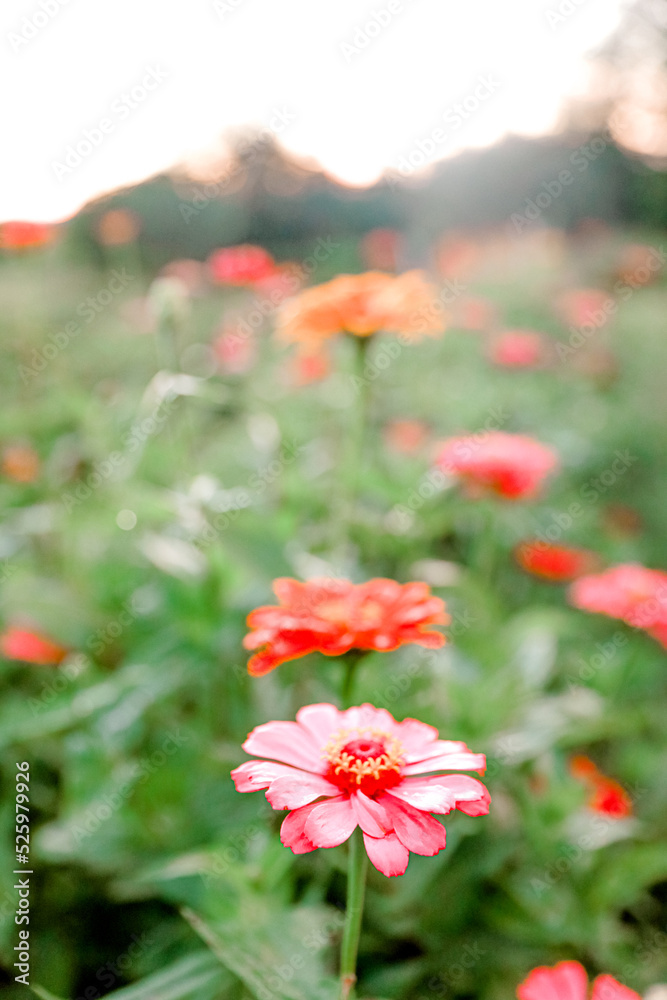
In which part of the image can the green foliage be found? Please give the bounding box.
[1,226,666,999]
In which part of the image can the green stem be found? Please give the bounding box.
[470,504,496,581]
[333,336,372,552]
[339,828,368,1000]
[341,650,364,708]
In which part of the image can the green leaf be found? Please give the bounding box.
[100,951,227,1000]
[182,903,340,1000]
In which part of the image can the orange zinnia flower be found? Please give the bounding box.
[514,540,599,583]
[243,577,449,676]
[2,445,40,484]
[1,221,55,251]
[1,627,68,665]
[95,208,141,246]
[569,755,633,819]
[275,270,443,352]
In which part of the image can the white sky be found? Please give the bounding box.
[0,0,626,222]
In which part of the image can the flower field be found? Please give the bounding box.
[1,219,666,999]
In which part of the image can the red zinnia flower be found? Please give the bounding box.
[1,221,55,251]
[568,564,667,647]
[208,244,278,286]
[436,432,559,501]
[569,756,633,819]
[517,960,639,1000]
[1,627,68,665]
[243,577,448,676]
[488,330,546,369]
[231,702,489,876]
[515,540,599,583]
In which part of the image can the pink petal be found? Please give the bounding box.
[351,791,393,837]
[295,703,343,744]
[231,760,303,792]
[380,793,447,856]
[304,796,358,848]
[394,717,440,754]
[280,804,318,855]
[403,751,486,776]
[243,720,326,772]
[591,975,641,1000]
[362,831,409,876]
[517,961,588,1000]
[266,773,340,810]
[404,738,471,762]
[341,704,399,735]
[389,774,490,816]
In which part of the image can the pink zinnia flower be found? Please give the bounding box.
[517,960,639,1000]
[436,431,559,500]
[231,702,489,876]
[569,564,667,646]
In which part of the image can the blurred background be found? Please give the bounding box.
[2,1,667,998]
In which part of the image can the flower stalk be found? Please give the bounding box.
[339,827,368,1000]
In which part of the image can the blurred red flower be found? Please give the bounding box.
[569,564,667,646]
[1,221,55,251]
[208,244,278,286]
[436,432,559,501]
[570,755,633,819]
[514,540,599,583]
[2,444,40,483]
[488,330,546,368]
[517,960,639,1000]
[290,351,331,385]
[1,627,68,665]
[243,577,449,676]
